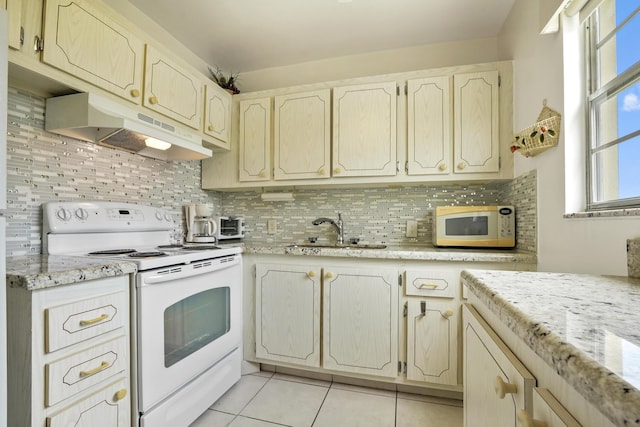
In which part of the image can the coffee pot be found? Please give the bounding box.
[184,204,217,243]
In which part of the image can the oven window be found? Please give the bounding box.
[164,287,230,368]
[445,216,488,236]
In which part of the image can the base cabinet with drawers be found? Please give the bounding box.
[7,276,131,427]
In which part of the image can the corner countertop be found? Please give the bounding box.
[242,243,537,264]
[6,255,137,291]
[462,269,640,426]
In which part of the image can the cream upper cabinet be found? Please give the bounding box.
[42,0,144,104]
[5,0,43,58]
[407,76,452,175]
[274,89,331,180]
[322,266,398,377]
[406,299,458,385]
[453,70,500,174]
[255,264,321,367]
[203,81,232,149]
[143,44,203,129]
[239,97,271,182]
[332,81,397,177]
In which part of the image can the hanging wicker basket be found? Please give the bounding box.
[511,104,561,157]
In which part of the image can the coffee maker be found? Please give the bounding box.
[184,204,217,243]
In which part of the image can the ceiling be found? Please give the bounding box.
[129,0,516,73]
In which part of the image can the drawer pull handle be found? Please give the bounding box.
[419,283,439,289]
[494,376,517,398]
[114,389,128,402]
[517,409,547,427]
[79,313,109,326]
[420,301,427,316]
[79,361,110,378]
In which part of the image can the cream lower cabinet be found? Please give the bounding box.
[255,264,321,367]
[255,263,398,378]
[463,304,535,427]
[42,0,144,104]
[332,81,397,177]
[7,276,131,427]
[517,388,582,427]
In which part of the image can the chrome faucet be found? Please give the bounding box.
[312,213,344,245]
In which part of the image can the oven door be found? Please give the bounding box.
[136,255,242,412]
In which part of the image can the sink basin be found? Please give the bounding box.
[291,243,387,250]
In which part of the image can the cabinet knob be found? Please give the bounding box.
[517,409,547,427]
[114,389,128,402]
[318,168,326,175]
[438,163,447,171]
[457,162,466,170]
[333,167,341,174]
[443,309,454,318]
[130,89,140,98]
[307,271,316,278]
[325,272,334,279]
[494,376,517,399]
[149,96,159,105]
[208,124,215,132]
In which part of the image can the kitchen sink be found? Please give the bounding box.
[290,243,387,249]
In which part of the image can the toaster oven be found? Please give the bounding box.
[216,217,245,240]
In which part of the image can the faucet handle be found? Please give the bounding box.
[337,212,342,221]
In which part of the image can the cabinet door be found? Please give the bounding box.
[407,76,452,175]
[322,266,398,377]
[143,44,203,129]
[239,98,271,182]
[42,0,144,104]
[518,388,582,427]
[332,82,397,177]
[203,81,232,149]
[463,304,535,427]
[274,89,330,180]
[255,264,321,367]
[5,0,22,50]
[406,299,458,385]
[453,71,499,173]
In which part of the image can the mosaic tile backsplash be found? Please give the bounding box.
[2,87,537,255]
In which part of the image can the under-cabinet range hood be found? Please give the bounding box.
[45,92,212,161]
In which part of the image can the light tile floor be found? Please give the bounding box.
[191,371,463,427]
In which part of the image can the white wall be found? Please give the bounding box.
[239,38,500,92]
[498,0,639,275]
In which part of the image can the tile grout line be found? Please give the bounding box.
[224,372,276,426]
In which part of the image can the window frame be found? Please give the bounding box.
[585,2,640,211]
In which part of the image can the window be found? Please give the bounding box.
[585,0,640,210]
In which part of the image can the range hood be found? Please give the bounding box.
[45,93,212,161]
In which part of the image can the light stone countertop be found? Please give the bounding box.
[6,255,137,291]
[462,269,640,427]
[242,243,537,264]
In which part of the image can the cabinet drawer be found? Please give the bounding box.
[45,290,127,353]
[47,376,130,427]
[46,335,128,407]
[404,269,459,298]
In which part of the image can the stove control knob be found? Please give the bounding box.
[56,208,72,222]
[164,213,172,222]
[155,211,163,221]
[75,208,89,220]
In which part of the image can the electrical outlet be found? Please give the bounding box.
[267,219,277,235]
[406,220,418,238]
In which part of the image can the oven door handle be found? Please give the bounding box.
[141,259,238,285]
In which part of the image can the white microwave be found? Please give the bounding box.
[432,206,515,248]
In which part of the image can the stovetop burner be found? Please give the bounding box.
[181,245,221,251]
[89,249,137,255]
[157,244,184,249]
[129,251,167,258]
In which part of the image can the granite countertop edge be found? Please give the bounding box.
[6,255,138,291]
[461,269,640,427]
[242,244,537,264]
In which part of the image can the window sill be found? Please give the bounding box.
[564,208,640,219]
